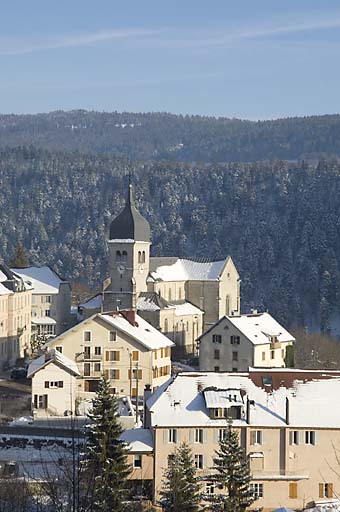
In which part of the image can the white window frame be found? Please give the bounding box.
[250,483,263,499]
[194,454,204,469]
[305,430,316,445]
[168,429,177,443]
[195,428,203,443]
[134,454,142,468]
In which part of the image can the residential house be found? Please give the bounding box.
[28,310,174,416]
[143,369,340,511]
[198,312,295,372]
[12,266,72,337]
[0,264,32,367]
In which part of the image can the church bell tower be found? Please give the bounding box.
[103,184,150,311]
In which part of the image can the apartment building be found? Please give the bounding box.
[142,369,340,511]
[199,312,295,371]
[0,264,32,367]
[28,310,174,417]
[12,266,71,337]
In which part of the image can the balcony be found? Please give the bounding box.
[76,353,102,362]
[270,342,281,350]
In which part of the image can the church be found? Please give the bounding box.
[87,184,240,358]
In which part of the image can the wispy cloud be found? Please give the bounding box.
[0,28,163,56]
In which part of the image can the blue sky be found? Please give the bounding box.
[1,0,340,119]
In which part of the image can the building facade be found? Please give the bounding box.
[12,266,72,337]
[0,264,32,367]
[144,369,340,511]
[199,312,295,372]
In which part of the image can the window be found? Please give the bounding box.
[134,455,142,468]
[319,483,333,498]
[106,350,120,361]
[251,430,263,445]
[219,429,227,441]
[214,349,220,360]
[132,351,139,361]
[34,394,48,409]
[289,482,298,499]
[116,250,121,262]
[195,429,203,443]
[94,346,101,356]
[262,351,265,361]
[84,363,90,377]
[84,331,92,342]
[109,369,120,380]
[214,366,220,372]
[230,335,240,345]
[94,363,101,372]
[45,310,51,317]
[194,454,204,469]
[43,295,52,303]
[206,483,215,495]
[56,346,63,353]
[212,334,222,343]
[109,331,117,342]
[250,483,263,499]
[168,429,177,443]
[289,430,300,445]
[122,251,127,262]
[271,350,275,359]
[46,381,63,389]
[84,346,91,359]
[262,376,273,387]
[129,369,142,380]
[305,431,317,445]
[232,351,238,362]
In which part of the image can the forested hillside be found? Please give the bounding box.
[1,111,340,162]
[1,146,340,333]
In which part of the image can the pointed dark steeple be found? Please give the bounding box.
[109,185,150,242]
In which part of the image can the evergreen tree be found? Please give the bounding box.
[204,422,254,512]
[83,376,131,512]
[160,442,201,512]
[9,242,28,268]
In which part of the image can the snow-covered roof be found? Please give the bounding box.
[120,428,153,452]
[203,388,244,408]
[12,266,68,295]
[199,312,295,345]
[80,293,102,310]
[108,239,135,243]
[0,283,11,296]
[147,371,340,428]
[27,349,80,378]
[32,317,57,325]
[173,302,203,316]
[149,257,227,282]
[99,312,175,351]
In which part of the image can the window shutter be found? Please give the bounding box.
[203,429,208,443]
[58,381,63,388]
[116,351,120,361]
[105,351,110,361]
[202,454,205,469]
[44,381,49,389]
[261,430,265,445]
[289,431,293,445]
[138,369,142,380]
[289,483,297,499]
[319,483,324,498]
[43,395,48,408]
[189,429,194,443]
[116,369,120,379]
[328,483,333,498]
[128,369,131,380]
[250,431,255,445]
[176,429,180,443]
[163,430,168,444]
[105,370,109,380]
[34,395,38,408]
[297,431,303,445]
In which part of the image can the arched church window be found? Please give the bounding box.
[168,289,172,302]
[142,251,146,263]
[122,251,127,262]
[138,251,142,263]
[178,287,182,300]
[116,251,121,262]
[226,295,230,316]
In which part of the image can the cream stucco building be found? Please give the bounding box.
[0,264,32,367]
[12,266,72,337]
[140,369,340,511]
[199,312,295,372]
[95,184,241,358]
[28,310,174,416]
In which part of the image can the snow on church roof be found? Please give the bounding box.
[149,257,227,282]
[12,266,68,295]
[147,371,340,428]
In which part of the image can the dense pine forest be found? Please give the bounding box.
[1,110,340,162]
[1,141,340,334]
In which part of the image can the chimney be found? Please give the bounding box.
[143,384,152,429]
[121,309,137,326]
[285,397,290,425]
[246,398,250,424]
